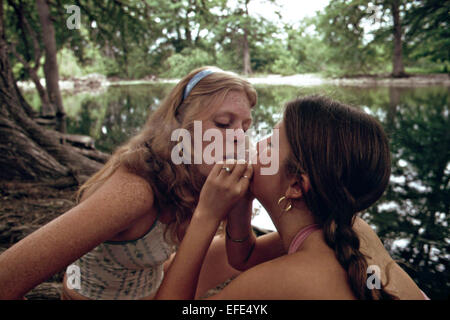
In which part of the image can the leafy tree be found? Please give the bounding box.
[211,0,280,74]
[72,0,160,77]
[6,0,68,121]
[0,0,103,184]
[403,0,450,72]
[162,47,215,78]
[316,0,381,76]
[315,0,412,77]
[283,20,330,74]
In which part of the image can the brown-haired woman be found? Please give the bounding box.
[155,95,430,300]
[0,67,258,299]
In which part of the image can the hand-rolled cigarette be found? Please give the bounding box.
[245,135,258,164]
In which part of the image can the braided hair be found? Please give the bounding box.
[283,95,397,299]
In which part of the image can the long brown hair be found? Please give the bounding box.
[77,66,257,243]
[283,95,397,299]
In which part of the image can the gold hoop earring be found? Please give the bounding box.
[278,196,292,212]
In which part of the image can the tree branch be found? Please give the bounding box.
[7,0,42,70]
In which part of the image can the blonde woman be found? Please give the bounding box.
[0,67,261,300]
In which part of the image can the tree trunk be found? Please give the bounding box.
[242,29,252,75]
[392,0,406,78]
[10,44,54,116]
[0,0,103,185]
[7,0,54,116]
[242,0,252,75]
[35,0,66,131]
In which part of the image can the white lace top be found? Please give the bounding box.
[66,218,176,300]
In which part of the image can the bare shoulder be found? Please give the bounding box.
[353,217,383,244]
[67,165,157,241]
[82,165,155,215]
[208,251,355,300]
[101,165,154,203]
[353,217,393,264]
[353,218,425,299]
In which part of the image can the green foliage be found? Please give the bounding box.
[162,48,215,78]
[404,0,450,66]
[57,48,85,78]
[249,40,288,74]
[270,54,298,76]
[313,0,448,77]
[5,0,449,80]
[315,0,388,76]
[57,44,123,79]
[284,22,330,74]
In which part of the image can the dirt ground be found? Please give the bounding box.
[0,184,77,299]
[0,183,231,300]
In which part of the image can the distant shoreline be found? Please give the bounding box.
[17,73,450,94]
[245,73,450,87]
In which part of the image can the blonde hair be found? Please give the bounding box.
[77,66,257,243]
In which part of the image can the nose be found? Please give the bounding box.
[222,129,246,160]
[232,128,245,143]
[230,120,248,133]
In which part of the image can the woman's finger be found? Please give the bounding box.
[210,160,225,178]
[239,162,253,190]
[230,159,248,181]
[241,162,253,180]
[218,159,237,179]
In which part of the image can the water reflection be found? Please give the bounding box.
[26,83,449,299]
[364,88,449,299]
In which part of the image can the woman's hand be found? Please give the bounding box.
[197,159,253,223]
[155,159,252,300]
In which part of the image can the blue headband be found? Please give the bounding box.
[182,68,220,101]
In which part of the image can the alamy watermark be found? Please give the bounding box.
[65,5,81,30]
[367,265,381,290]
[170,121,280,175]
[66,264,81,290]
[65,263,383,293]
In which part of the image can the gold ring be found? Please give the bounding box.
[222,166,231,173]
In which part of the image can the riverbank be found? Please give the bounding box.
[246,73,450,87]
[17,73,450,95]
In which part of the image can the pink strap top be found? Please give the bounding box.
[288,224,321,254]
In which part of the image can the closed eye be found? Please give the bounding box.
[215,122,230,128]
